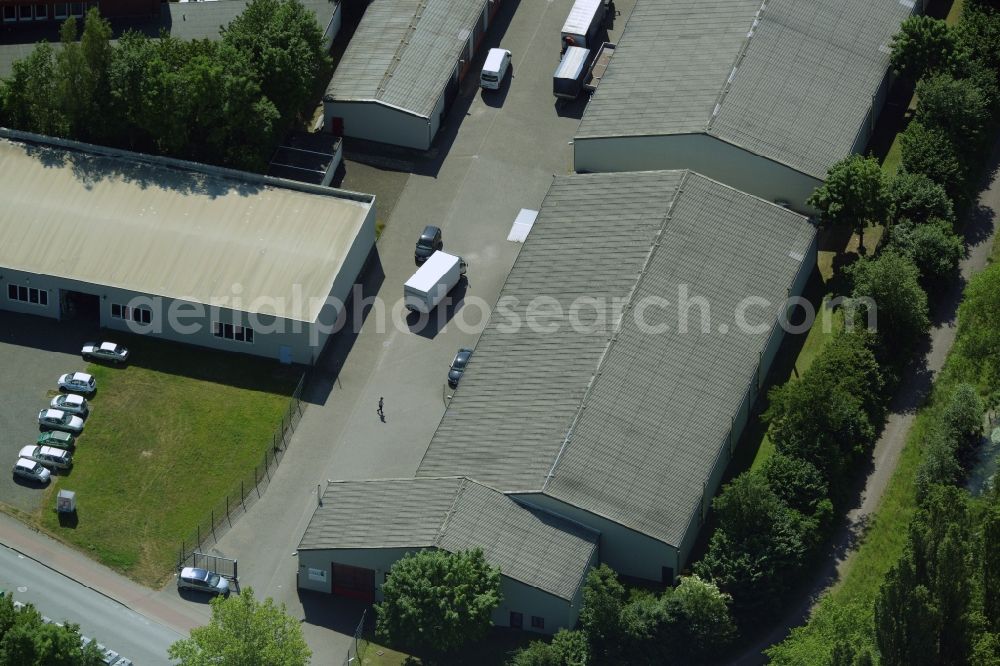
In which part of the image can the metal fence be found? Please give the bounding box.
[342,609,367,666]
[179,551,239,582]
[176,372,306,572]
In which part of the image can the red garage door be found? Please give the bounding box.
[332,564,374,603]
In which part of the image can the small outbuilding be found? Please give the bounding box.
[297,477,599,634]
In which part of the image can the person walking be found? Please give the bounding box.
[377,396,385,421]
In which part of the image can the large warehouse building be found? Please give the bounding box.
[299,171,817,627]
[298,478,598,633]
[0,129,375,365]
[573,0,917,211]
[323,0,504,149]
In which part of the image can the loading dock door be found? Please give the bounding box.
[332,564,374,603]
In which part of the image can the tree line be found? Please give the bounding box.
[0,0,330,171]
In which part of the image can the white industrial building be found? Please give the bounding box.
[0,129,375,365]
[299,171,817,627]
[322,0,505,150]
[573,0,918,212]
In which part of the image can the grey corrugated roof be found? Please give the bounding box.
[576,0,913,179]
[299,478,598,600]
[418,171,816,547]
[323,0,486,117]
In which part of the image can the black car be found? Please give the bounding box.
[448,348,473,388]
[415,225,443,264]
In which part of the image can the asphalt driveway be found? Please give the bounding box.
[0,311,99,512]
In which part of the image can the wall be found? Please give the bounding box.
[514,494,677,582]
[298,546,582,634]
[573,134,823,214]
[324,101,433,150]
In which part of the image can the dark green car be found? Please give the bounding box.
[36,430,75,450]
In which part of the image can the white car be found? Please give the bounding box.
[82,341,129,365]
[13,458,51,483]
[38,408,85,434]
[58,372,96,394]
[19,445,73,470]
[50,393,89,417]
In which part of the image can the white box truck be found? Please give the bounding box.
[561,0,606,51]
[404,251,466,314]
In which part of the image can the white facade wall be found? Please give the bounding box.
[573,134,824,214]
[324,101,434,150]
[297,546,585,633]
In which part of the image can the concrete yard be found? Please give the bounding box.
[198,0,637,659]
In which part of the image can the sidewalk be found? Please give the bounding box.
[0,511,207,635]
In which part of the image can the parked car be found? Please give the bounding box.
[448,348,474,388]
[177,567,230,596]
[50,393,89,417]
[19,445,73,470]
[36,430,75,450]
[81,341,129,365]
[12,458,51,483]
[58,372,96,395]
[414,225,443,264]
[38,408,85,434]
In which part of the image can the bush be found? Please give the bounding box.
[886,170,954,226]
[954,263,1000,390]
[941,383,985,463]
[886,218,963,290]
[915,73,991,159]
[900,120,969,200]
[375,549,502,655]
[761,453,834,526]
[507,630,589,666]
[848,251,930,367]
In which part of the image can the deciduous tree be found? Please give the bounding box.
[890,16,967,81]
[886,170,954,226]
[886,218,963,290]
[807,155,887,253]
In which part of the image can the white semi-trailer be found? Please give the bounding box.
[404,251,465,315]
[561,0,606,51]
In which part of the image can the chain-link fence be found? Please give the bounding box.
[176,372,306,571]
[343,609,367,666]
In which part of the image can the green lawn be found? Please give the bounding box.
[35,333,300,585]
[356,628,538,665]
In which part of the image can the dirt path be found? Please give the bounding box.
[731,143,1000,665]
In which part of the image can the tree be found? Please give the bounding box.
[890,15,968,81]
[807,155,887,253]
[0,595,103,666]
[221,0,331,121]
[761,453,833,525]
[875,555,941,666]
[508,629,589,666]
[375,549,501,655]
[900,120,968,200]
[915,73,991,159]
[848,250,930,367]
[579,564,625,661]
[914,426,961,502]
[942,383,985,463]
[983,500,1000,634]
[661,575,737,661]
[955,263,1000,388]
[886,218,963,290]
[168,588,310,666]
[886,169,954,227]
[960,0,1000,74]
[0,42,67,136]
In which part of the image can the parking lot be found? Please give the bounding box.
[0,311,99,512]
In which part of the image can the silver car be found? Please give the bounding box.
[38,408,85,433]
[19,445,73,470]
[13,458,51,483]
[82,341,129,365]
[177,567,230,596]
[50,393,89,417]
[58,372,96,395]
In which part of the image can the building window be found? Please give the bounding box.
[18,4,33,20]
[213,321,255,344]
[111,303,151,325]
[53,2,66,17]
[509,612,523,629]
[69,1,82,16]
[2,5,15,21]
[7,284,48,306]
[530,616,544,629]
[33,3,46,19]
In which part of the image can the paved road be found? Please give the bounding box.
[733,142,1000,664]
[0,535,183,664]
[194,0,637,660]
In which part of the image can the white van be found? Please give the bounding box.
[480,48,512,90]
